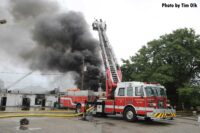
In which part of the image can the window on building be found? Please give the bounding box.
[127,87,133,96]
[35,98,42,105]
[35,94,45,105]
[118,88,125,96]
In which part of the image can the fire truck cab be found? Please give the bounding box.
[116,82,175,121]
[93,82,176,121]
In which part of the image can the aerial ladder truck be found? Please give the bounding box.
[60,19,176,121]
[92,19,122,99]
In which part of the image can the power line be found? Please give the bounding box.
[6,72,34,90]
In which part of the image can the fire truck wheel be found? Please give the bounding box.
[123,107,137,122]
[76,104,81,113]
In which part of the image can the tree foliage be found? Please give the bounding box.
[121,28,200,105]
[178,84,200,108]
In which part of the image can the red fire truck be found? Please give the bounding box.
[60,19,176,121]
[60,89,98,113]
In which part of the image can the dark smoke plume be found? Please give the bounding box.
[24,12,102,90]
[4,0,103,91]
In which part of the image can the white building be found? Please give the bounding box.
[0,89,58,112]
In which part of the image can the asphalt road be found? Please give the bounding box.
[0,115,199,133]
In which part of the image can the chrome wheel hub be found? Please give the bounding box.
[126,111,133,120]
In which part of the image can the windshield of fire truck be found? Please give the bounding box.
[145,86,167,97]
[145,86,157,96]
[155,87,167,97]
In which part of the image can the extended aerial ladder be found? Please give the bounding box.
[92,19,122,99]
[61,20,176,121]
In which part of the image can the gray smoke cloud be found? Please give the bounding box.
[0,0,58,64]
[24,12,102,90]
[3,0,102,90]
[10,0,58,21]
[0,79,5,89]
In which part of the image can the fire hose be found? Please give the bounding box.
[0,106,94,119]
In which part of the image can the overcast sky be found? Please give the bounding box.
[57,0,200,62]
[0,0,200,90]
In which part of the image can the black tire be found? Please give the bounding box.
[123,107,137,122]
[76,104,81,113]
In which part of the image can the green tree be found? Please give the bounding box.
[121,28,200,106]
[178,84,200,109]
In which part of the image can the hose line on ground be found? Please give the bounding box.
[0,106,94,119]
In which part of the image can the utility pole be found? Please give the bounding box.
[81,57,85,90]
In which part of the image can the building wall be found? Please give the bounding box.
[0,92,58,111]
[45,95,58,108]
